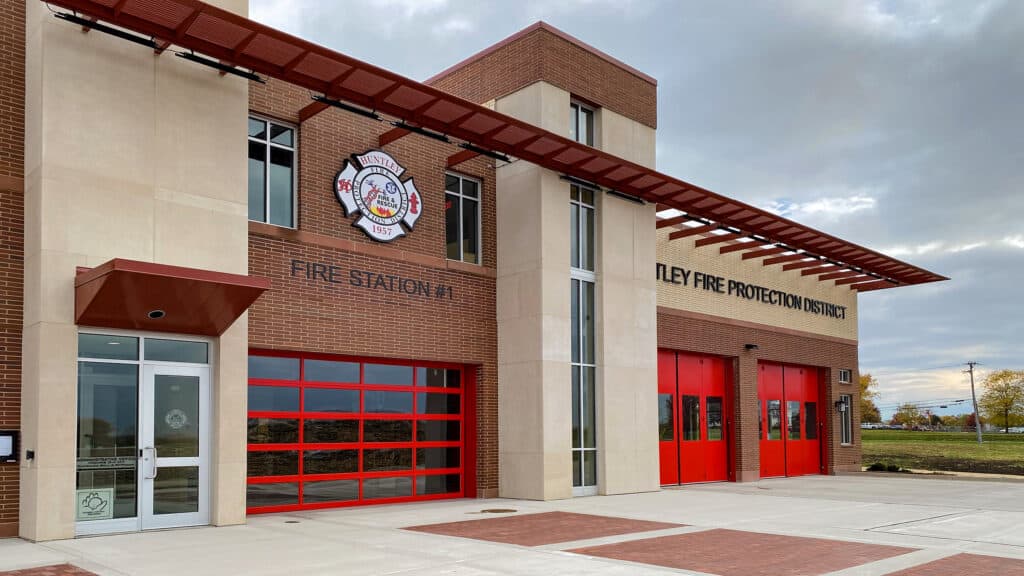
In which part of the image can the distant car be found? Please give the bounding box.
[1008,427,1024,433]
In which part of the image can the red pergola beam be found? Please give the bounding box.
[656,214,690,229]
[742,246,788,260]
[446,148,480,168]
[694,233,744,248]
[719,241,761,254]
[298,101,329,122]
[763,253,809,266]
[668,224,718,241]
[835,275,874,286]
[379,127,411,147]
[853,279,900,292]
[800,265,839,276]
[43,0,947,289]
[818,269,863,281]
[782,259,827,272]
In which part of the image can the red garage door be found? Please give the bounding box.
[758,362,824,478]
[245,353,470,513]
[658,351,733,485]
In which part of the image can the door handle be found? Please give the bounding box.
[143,446,159,479]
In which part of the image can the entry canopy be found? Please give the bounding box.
[44,0,947,291]
[75,259,271,336]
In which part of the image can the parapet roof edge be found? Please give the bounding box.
[424,21,658,86]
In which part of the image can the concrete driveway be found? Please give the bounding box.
[1,474,1022,575]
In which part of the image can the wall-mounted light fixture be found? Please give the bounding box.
[744,343,759,351]
[835,400,848,413]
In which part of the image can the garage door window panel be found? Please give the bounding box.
[247,355,465,512]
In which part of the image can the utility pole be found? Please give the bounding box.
[965,361,982,444]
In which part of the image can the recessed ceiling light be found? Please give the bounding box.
[107,341,120,345]
[148,310,166,320]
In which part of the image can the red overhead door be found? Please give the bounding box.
[658,350,732,485]
[758,362,823,478]
[658,351,679,485]
[245,352,470,514]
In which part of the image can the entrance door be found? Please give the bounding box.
[758,362,822,478]
[140,365,210,529]
[658,350,731,485]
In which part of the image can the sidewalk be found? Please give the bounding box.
[1,475,1022,575]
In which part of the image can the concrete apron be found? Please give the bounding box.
[0,475,1022,576]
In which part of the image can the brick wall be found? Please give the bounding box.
[0,0,24,537]
[658,308,861,479]
[427,23,658,129]
[248,78,500,496]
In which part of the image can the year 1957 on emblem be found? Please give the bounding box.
[335,150,421,242]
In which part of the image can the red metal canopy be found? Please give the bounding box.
[76,259,270,336]
[45,0,947,291]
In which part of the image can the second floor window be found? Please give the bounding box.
[248,116,295,227]
[570,102,594,146]
[570,185,595,272]
[445,173,481,264]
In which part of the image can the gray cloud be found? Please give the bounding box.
[251,0,1023,411]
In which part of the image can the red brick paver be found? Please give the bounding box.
[0,565,96,576]
[405,511,681,546]
[886,553,1024,576]
[570,528,915,576]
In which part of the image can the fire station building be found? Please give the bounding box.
[0,0,946,541]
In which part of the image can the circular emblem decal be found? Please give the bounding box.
[335,150,421,242]
[165,408,189,430]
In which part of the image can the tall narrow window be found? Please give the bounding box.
[570,184,596,495]
[445,173,481,264]
[840,394,853,445]
[569,102,594,146]
[248,116,295,228]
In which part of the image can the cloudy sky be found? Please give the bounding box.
[250,0,1023,418]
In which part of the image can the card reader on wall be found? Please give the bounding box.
[0,431,18,463]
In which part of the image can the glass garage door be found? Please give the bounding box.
[246,354,464,513]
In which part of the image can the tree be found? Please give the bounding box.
[929,413,942,427]
[979,369,1024,433]
[966,412,983,429]
[890,403,921,426]
[859,373,881,423]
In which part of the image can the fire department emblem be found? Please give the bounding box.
[335,150,421,242]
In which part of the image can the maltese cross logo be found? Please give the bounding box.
[335,150,421,242]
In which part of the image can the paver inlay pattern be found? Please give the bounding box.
[405,511,682,546]
[885,553,1024,576]
[570,528,917,576]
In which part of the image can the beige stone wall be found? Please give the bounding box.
[495,82,574,500]
[656,230,858,341]
[495,80,660,499]
[594,107,659,495]
[595,108,656,169]
[22,0,249,541]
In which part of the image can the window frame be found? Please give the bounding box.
[570,184,597,278]
[444,172,483,265]
[839,394,853,445]
[570,101,595,147]
[570,183,597,495]
[248,114,298,229]
[838,369,852,384]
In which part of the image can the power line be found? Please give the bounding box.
[876,398,969,410]
[861,363,965,376]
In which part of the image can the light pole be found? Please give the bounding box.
[966,361,982,445]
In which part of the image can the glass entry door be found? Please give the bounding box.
[140,365,210,530]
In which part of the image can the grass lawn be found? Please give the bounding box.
[861,430,1024,475]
